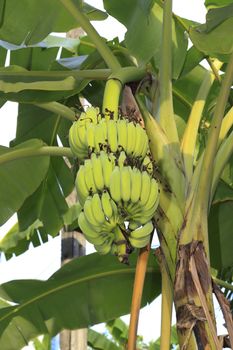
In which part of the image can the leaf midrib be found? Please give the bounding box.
[0,266,155,323]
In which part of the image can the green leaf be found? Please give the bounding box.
[33,335,51,350]
[209,200,233,269]
[106,318,128,346]
[0,220,43,256]
[190,5,233,60]
[0,66,82,103]
[0,139,49,225]
[0,252,161,350]
[205,0,233,9]
[0,1,107,45]
[180,46,206,77]
[104,0,188,78]
[88,329,120,350]
[18,158,73,238]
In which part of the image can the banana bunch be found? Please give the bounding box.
[69,106,160,263]
[69,107,149,160]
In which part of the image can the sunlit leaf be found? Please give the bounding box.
[0,139,49,225]
[0,252,161,350]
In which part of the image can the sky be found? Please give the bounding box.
[0,0,226,348]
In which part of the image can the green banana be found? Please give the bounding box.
[133,123,144,158]
[129,234,151,249]
[81,106,100,124]
[120,166,131,202]
[109,166,121,202]
[107,120,118,152]
[75,166,90,206]
[140,171,151,205]
[84,159,97,195]
[118,150,127,167]
[113,225,129,263]
[101,190,113,218]
[99,151,115,188]
[86,123,96,152]
[130,167,142,203]
[94,123,106,153]
[126,121,136,155]
[130,220,154,239]
[95,235,113,254]
[91,193,106,224]
[91,153,105,191]
[78,211,100,240]
[117,119,128,151]
[83,197,101,228]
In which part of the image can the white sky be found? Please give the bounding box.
[0,1,226,348]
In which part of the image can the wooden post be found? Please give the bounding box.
[60,190,87,350]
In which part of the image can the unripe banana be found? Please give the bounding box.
[82,106,100,124]
[130,220,154,239]
[91,153,105,191]
[94,123,106,153]
[109,166,121,202]
[95,235,113,255]
[107,120,118,152]
[78,211,100,240]
[120,166,131,202]
[142,155,154,175]
[91,193,106,224]
[140,171,151,206]
[133,123,144,158]
[83,197,101,228]
[99,151,115,188]
[86,123,96,152]
[75,166,90,206]
[117,119,128,151]
[130,167,142,203]
[101,190,113,218]
[126,122,136,155]
[84,159,97,195]
[129,235,151,249]
[118,151,127,167]
[113,225,129,263]
[144,178,159,212]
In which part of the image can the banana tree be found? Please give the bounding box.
[0,0,233,350]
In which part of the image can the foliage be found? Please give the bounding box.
[0,0,233,348]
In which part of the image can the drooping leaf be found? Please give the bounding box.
[0,252,161,350]
[88,329,120,350]
[106,318,129,346]
[180,46,206,77]
[0,139,50,225]
[13,104,74,241]
[209,200,233,269]
[103,0,188,78]
[0,220,43,257]
[190,5,233,61]
[0,1,107,45]
[205,0,233,10]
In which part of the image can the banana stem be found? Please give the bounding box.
[181,64,221,189]
[193,51,233,222]
[218,106,233,144]
[156,249,173,350]
[127,246,150,350]
[33,102,76,121]
[59,0,121,72]
[0,146,73,165]
[103,67,146,119]
[159,0,180,152]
